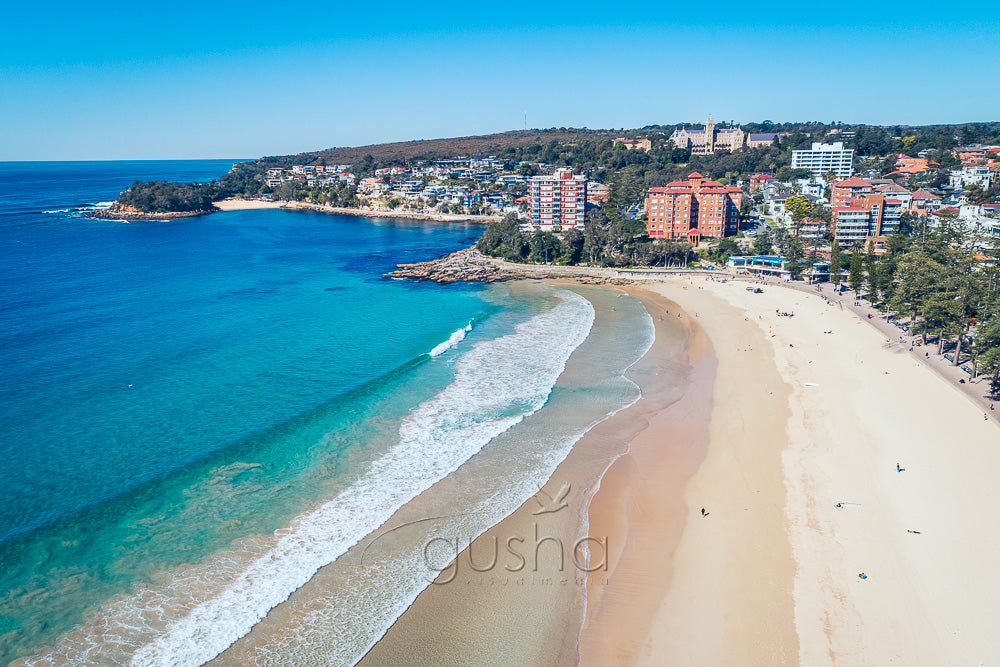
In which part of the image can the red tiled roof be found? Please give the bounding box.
[834,177,871,188]
[688,172,704,178]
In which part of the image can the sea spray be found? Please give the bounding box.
[128,291,594,666]
[22,290,595,666]
[223,287,657,666]
[1,164,490,665]
[428,321,472,357]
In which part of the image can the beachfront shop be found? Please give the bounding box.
[728,255,832,282]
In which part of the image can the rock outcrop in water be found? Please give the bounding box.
[390,248,637,285]
[85,204,215,221]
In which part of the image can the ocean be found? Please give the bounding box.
[0,161,654,665]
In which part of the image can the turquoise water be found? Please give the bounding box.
[0,162,493,662]
[0,162,656,665]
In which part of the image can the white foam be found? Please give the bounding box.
[429,321,472,357]
[42,208,73,214]
[231,298,657,665]
[122,291,595,666]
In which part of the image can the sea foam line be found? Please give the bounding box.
[429,321,472,357]
[119,291,595,666]
[236,296,658,666]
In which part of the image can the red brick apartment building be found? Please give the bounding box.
[645,172,743,246]
[830,177,872,207]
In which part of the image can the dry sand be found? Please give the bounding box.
[215,271,1000,665]
[580,281,798,666]
[359,286,697,666]
[372,275,1000,666]
[634,278,1000,666]
[212,198,498,222]
[213,199,288,211]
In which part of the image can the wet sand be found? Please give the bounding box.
[216,275,1000,665]
[359,286,703,665]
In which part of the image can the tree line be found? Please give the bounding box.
[476,213,696,268]
[824,213,1000,396]
[115,181,217,213]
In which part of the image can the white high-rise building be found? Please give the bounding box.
[529,168,588,229]
[791,142,855,179]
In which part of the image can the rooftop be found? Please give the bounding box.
[834,177,871,188]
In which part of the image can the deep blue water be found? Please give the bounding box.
[0,161,493,661]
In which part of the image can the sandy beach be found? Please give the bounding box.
[358,285,697,666]
[213,198,500,222]
[362,276,1000,665]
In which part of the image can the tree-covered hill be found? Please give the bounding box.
[107,121,1000,213]
[114,181,217,213]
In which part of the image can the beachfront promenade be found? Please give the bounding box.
[358,267,1000,665]
[743,274,998,421]
[481,252,999,420]
[640,275,1000,664]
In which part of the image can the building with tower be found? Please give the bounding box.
[670,117,746,154]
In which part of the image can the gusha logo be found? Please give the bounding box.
[360,483,609,585]
[531,482,571,515]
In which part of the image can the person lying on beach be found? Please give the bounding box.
[907,530,921,534]
[858,573,867,580]
[897,463,905,472]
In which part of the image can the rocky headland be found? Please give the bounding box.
[85,204,216,221]
[389,248,639,285]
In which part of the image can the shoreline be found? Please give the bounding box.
[645,277,1000,664]
[213,197,502,222]
[390,247,720,285]
[84,207,214,221]
[359,274,1000,665]
[357,282,697,666]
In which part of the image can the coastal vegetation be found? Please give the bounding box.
[114,181,217,213]
[475,213,694,268]
[103,123,1000,392]
[819,214,1000,393]
[108,122,1000,215]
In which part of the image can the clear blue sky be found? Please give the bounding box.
[2,0,998,160]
